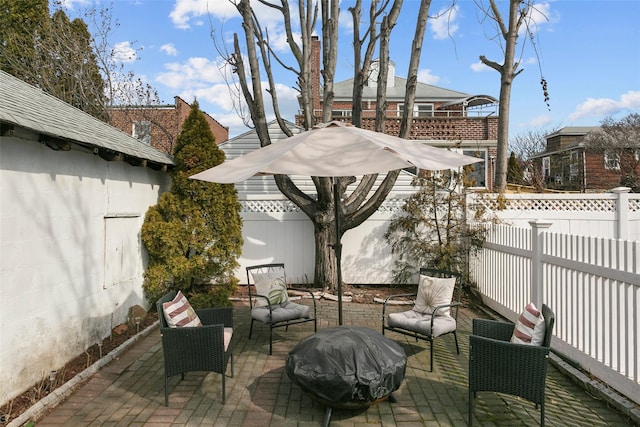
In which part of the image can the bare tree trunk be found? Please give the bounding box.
[478,0,528,191]
[229,0,430,291]
[399,0,430,139]
[321,0,339,124]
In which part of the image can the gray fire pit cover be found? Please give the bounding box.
[285,326,406,406]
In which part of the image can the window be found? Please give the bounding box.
[415,104,433,117]
[570,151,579,179]
[133,121,151,145]
[397,103,434,118]
[331,110,352,117]
[604,150,620,170]
[542,157,551,178]
[463,149,486,188]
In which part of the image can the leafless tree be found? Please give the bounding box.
[585,113,640,192]
[510,127,557,191]
[224,0,432,290]
[475,0,548,191]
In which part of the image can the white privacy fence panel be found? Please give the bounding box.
[543,235,639,385]
[235,195,404,285]
[470,223,640,405]
[469,188,640,241]
[470,225,532,315]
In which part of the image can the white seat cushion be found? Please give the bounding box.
[251,301,310,323]
[388,309,457,338]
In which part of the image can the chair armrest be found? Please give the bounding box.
[469,334,551,401]
[472,318,514,342]
[288,287,317,315]
[382,293,417,319]
[197,307,233,328]
[250,294,272,309]
[160,324,230,376]
[160,323,228,351]
[432,301,461,316]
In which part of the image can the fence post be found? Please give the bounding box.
[529,220,553,308]
[611,187,630,240]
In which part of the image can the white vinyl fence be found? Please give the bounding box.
[469,187,639,241]
[469,221,640,405]
[234,188,639,405]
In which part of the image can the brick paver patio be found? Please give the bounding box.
[32,299,634,426]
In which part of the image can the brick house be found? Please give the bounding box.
[532,126,639,192]
[109,96,229,156]
[298,36,499,189]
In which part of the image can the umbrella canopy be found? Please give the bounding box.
[190,121,482,183]
[191,121,483,325]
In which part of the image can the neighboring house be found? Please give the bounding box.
[531,126,638,192]
[109,96,229,155]
[298,36,499,189]
[0,70,173,405]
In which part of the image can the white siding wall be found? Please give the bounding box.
[0,133,170,404]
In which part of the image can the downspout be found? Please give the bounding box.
[582,147,587,192]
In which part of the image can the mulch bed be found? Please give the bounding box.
[0,314,157,424]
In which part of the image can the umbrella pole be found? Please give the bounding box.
[333,178,343,326]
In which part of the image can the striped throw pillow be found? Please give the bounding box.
[511,302,546,345]
[162,291,202,328]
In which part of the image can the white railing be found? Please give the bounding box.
[469,221,640,405]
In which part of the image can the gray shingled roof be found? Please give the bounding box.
[332,76,470,101]
[546,126,600,139]
[0,70,173,167]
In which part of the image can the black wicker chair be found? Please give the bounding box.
[468,304,555,426]
[156,291,234,404]
[382,268,463,371]
[246,263,317,355]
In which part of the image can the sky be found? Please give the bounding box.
[60,0,640,141]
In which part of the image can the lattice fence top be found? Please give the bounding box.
[241,193,640,214]
[472,195,627,212]
[241,199,300,213]
[241,198,409,213]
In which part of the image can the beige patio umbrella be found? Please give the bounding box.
[191,121,483,324]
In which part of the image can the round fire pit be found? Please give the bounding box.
[286,326,406,425]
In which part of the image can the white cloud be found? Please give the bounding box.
[58,0,91,11]
[521,2,556,36]
[523,114,553,128]
[569,91,640,121]
[180,80,300,138]
[156,56,229,89]
[417,69,441,85]
[160,43,178,56]
[112,41,137,63]
[338,9,354,34]
[470,61,491,72]
[170,0,238,29]
[430,5,459,40]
